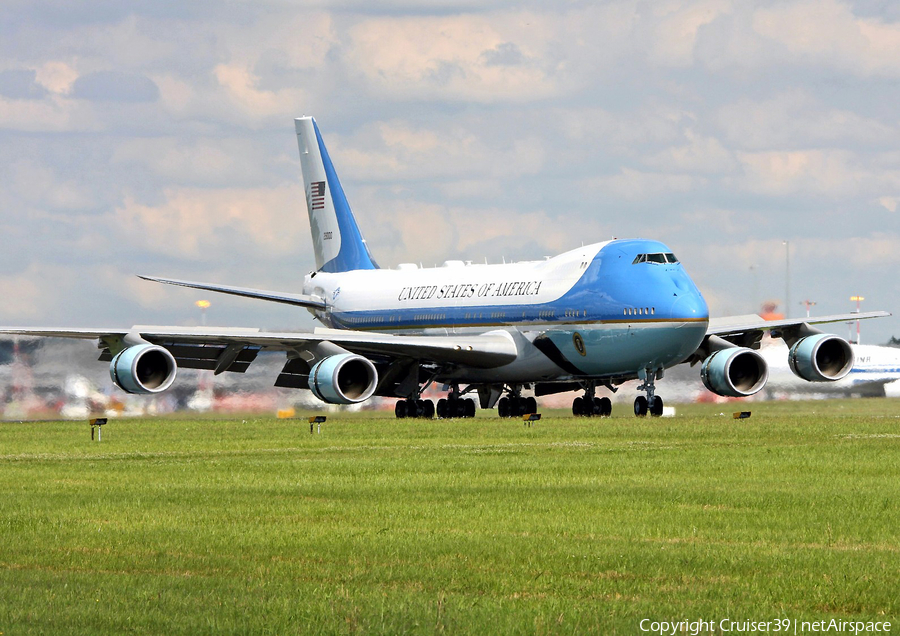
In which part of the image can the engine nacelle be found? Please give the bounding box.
[700,347,768,397]
[788,333,853,382]
[110,344,177,394]
[309,353,378,404]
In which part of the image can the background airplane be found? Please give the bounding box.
[760,340,900,398]
[0,117,889,418]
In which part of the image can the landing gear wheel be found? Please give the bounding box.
[634,395,648,417]
[422,399,435,419]
[436,398,447,419]
[498,397,510,418]
[395,400,407,419]
[464,399,476,418]
[599,397,612,417]
[525,396,537,414]
[649,395,663,417]
[572,397,583,417]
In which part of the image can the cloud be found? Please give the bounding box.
[114,185,305,259]
[346,13,560,102]
[327,119,544,181]
[0,69,48,99]
[715,91,900,151]
[71,70,160,103]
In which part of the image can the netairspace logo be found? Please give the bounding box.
[639,618,892,635]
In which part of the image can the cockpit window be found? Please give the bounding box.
[632,252,679,265]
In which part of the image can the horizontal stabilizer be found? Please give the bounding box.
[138,275,327,310]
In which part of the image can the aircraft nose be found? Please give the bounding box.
[672,290,709,321]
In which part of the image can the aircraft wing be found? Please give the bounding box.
[708,311,891,336]
[0,325,518,371]
[706,311,891,345]
[137,275,327,310]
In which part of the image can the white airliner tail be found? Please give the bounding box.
[294,117,378,273]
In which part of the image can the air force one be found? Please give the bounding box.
[0,117,890,418]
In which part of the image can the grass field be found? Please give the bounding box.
[1,399,898,634]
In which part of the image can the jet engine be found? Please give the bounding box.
[309,353,378,404]
[788,333,853,382]
[109,344,177,394]
[700,347,768,397]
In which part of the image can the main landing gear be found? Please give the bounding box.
[395,398,434,419]
[395,385,477,419]
[498,394,537,418]
[572,383,612,417]
[634,367,664,417]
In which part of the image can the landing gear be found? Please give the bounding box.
[497,390,537,418]
[394,398,435,419]
[498,396,537,417]
[436,396,476,418]
[572,384,612,417]
[634,367,665,418]
[435,385,477,419]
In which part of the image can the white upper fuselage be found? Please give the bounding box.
[301,239,710,383]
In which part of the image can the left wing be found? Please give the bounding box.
[0,325,519,372]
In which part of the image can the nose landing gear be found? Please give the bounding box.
[634,367,664,417]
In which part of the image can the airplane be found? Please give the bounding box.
[0,117,890,419]
[759,340,900,398]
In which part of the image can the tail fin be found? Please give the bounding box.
[295,117,379,273]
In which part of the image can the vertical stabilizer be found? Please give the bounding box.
[295,117,378,273]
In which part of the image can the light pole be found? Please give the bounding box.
[850,296,864,344]
[196,300,210,326]
[799,299,816,318]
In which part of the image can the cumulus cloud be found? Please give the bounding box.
[114,185,305,259]
[71,71,160,103]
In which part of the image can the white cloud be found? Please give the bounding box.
[753,0,900,76]
[715,91,900,150]
[114,185,305,259]
[346,13,560,102]
[329,119,543,181]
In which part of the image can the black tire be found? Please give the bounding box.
[464,400,476,418]
[634,396,648,417]
[395,400,407,419]
[436,398,447,419]
[649,396,663,417]
[599,397,612,417]
[573,397,583,416]
[498,397,509,418]
[592,397,602,416]
[423,399,435,419]
[525,396,537,414]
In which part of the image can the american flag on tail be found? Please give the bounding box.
[309,181,325,210]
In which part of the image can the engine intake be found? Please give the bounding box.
[309,353,378,404]
[110,344,177,394]
[788,333,853,382]
[700,347,768,397]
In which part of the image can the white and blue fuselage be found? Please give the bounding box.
[303,238,710,384]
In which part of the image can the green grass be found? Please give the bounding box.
[1,399,899,634]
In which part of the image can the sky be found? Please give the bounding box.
[0,0,898,344]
